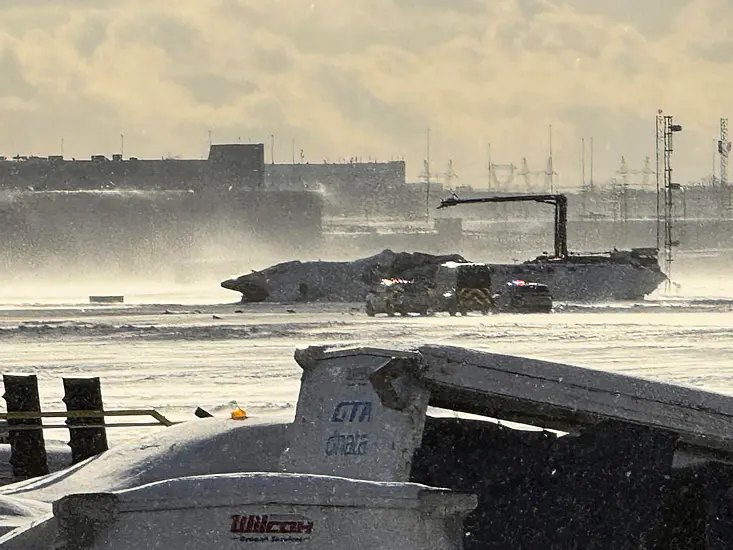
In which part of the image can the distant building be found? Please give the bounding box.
[0,144,266,192]
[265,160,405,192]
[208,144,265,189]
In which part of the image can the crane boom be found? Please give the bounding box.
[438,193,569,259]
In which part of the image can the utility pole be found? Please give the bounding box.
[270,134,275,165]
[120,134,124,158]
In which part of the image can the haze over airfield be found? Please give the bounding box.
[0,0,728,188]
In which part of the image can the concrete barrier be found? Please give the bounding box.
[280,347,430,482]
[51,473,476,550]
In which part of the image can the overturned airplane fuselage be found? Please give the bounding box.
[221,249,467,303]
[222,248,666,304]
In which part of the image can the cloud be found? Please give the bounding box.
[72,14,107,59]
[0,0,729,185]
[394,0,486,14]
[550,0,692,37]
[0,48,34,99]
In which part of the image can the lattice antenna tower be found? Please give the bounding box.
[442,159,459,188]
[615,156,630,222]
[641,156,654,187]
[655,114,664,250]
[490,163,516,191]
[518,158,532,191]
[544,125,557,193]
[655,111,683,291]
[618,156,629,188]
[484,143,516,191]
[719,118,731,212]
[720,118,730,188]
[418,128,432,221]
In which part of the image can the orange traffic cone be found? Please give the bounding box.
[231,407,247,420]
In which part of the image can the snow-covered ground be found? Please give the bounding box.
[0,250,732,546]
[0,249,732,448]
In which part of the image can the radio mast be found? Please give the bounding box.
[719,118,731,213]
[720,118,729,187]
[655,110,683,291]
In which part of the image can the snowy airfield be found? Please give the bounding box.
[1,297,733,451]
[0,249,732,448]
[0,250,732,546]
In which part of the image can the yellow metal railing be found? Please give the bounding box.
[0,409,180,430]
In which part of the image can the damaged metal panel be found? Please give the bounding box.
[281,347,430,482]
[418,345,733,454]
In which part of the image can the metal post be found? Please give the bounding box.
[63,377,109,464]
[3,374,49,478]
[660,115,683,292]
[655,112,664,252]
[557,195,568,258]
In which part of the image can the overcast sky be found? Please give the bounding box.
[0,0,729,188]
